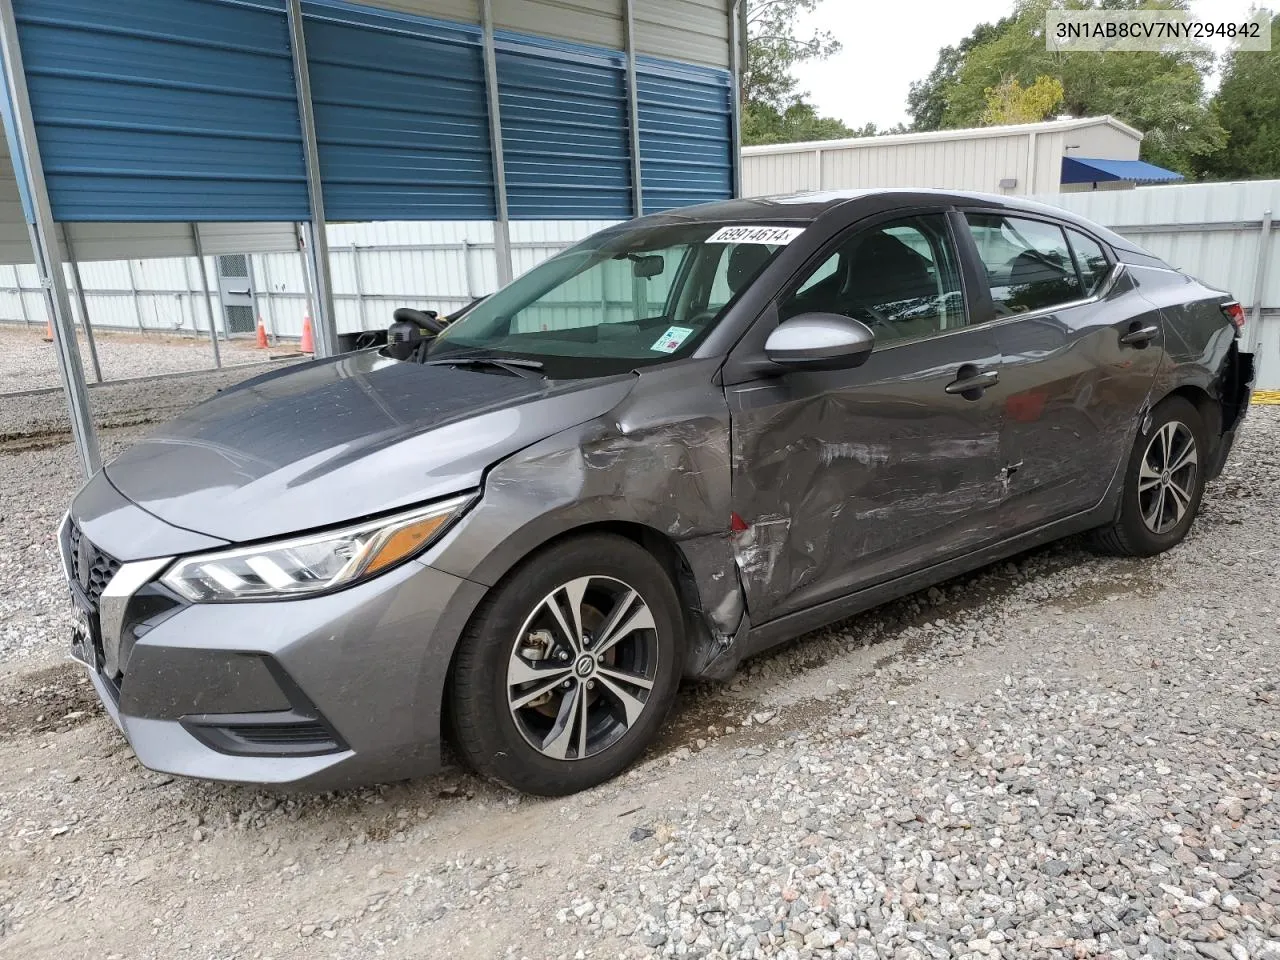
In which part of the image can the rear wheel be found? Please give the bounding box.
[1089,396,1207,557]
[448,534,683,795]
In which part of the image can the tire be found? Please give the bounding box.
[1089,396,1208,557]
[448,534,684,796]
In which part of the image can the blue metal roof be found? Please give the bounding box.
[1061,156,1183,185]
[302,0,494,222]
[6,0,734,223]
[495,32,632,220]
[13,0,310,221]
[636,56,733,213]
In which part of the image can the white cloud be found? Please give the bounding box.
[790,0,1265,129]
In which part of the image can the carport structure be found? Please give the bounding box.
[0,0,743,475]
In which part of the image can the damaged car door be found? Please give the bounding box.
[959,211,1165,528]
[723,211,1007,624]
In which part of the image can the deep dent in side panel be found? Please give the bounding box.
[726,390,1003,619]
[439,361,748,680]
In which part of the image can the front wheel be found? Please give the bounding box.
[1089,395,1208,557]
[448,534,684,795]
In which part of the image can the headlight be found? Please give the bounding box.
[160,495,473,602]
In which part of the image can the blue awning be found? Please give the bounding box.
[1061,156,1184,185]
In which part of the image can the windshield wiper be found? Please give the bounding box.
[422,356,546,379]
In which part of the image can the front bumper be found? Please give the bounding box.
[66,485,488,789]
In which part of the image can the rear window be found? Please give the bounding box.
[1067,229,1112,296]
[964,214,1082,315]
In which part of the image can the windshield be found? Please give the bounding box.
[424,221,801,377]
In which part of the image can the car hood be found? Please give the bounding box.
[104,351,636,543]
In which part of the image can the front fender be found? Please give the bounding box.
[423,359,747,677]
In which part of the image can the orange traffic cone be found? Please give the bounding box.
[299,315,314,354]
[43,318,53,342]
[256,318,268,349]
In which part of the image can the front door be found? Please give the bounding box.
[725,212,1006,625]
[958,212,1164,529]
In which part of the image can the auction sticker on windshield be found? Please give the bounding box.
[651,326,695,354]
[706,225,805,245]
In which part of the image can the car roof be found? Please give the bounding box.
[646,188,1154,258]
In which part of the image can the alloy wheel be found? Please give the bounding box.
[506,576,658,761]
[1139,420,1198,535]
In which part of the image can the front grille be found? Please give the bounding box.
[182,711,345,758]
[229,722,337,747]
[67,520,121,608]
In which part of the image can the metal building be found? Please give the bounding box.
[742,116,1181,198]
[0,0,743,475]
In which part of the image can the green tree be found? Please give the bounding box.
[980,75,1065,124]
[907,19,1014,131]
[909,0,1227,175]
[743,0,840,110]
[742,0,855,145]
[743,101,857,145]
[1197,13,1280,180]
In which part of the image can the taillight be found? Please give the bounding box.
[1221,301,1246,332]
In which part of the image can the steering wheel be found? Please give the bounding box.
[393,307,447,335]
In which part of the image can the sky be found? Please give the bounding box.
[791,0,1266,130]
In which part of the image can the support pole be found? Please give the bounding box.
[623,0,644,218]
[297,222,319,342]
[190,224,222,369]
[123,257,146,332]
[60,225,102,383]
[481,0,514,287]
[0,0,99,474]
[257,254,278,343]
[285,0,339,356]
[246,254,271,344]
[462,238,476,300]
[1025,129,1038,195]
[349,243,365,330]
[14,248,31,326]
[1249,209,1273,357]
[729,0,745,199]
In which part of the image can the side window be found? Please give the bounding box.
[1066,228,1112,296]
[779,213,966,344]
[704,242,781,312]
[794,253,839,296]
[964,214,1082,314]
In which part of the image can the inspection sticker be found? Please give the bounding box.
[651,326,695,354]
[706,225,805,245]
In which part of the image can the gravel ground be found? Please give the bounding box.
[0,323,283,395]
[0,404,1276,960]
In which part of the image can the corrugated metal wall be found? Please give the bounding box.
[742,120,1144,198]
[633,0,729,68]
[303,0,494,220]
[12,0,309,221]
[374,0,732,68]
[5,0,734,227]
[637,56,733,212]
[7,181,1273,389]
[496,33,631,219]
[0,218,615,338]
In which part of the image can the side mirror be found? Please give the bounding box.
[764,313,875,371]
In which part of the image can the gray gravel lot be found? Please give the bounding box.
[0,399,1275,960]
[0,323,280,394]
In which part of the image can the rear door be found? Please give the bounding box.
[957,210,1164,528]
[725,209,1006,624]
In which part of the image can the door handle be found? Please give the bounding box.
[1120,324,1159,346]
[945,367,1000,398]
